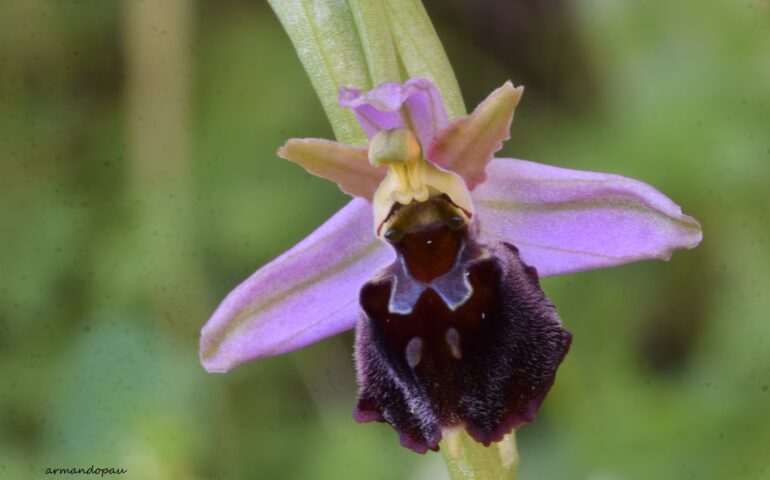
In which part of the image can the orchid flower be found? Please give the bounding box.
[200,78,701,453]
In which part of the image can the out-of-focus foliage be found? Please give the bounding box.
[1,1,768,479]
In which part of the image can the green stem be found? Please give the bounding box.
[268,0,371,146]
[383,0,466,118]
[348,0,402,84]
[442,430,520,480]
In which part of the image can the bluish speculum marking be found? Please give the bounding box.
[377,197,486,315]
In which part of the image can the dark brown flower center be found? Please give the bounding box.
[382,196,467,283]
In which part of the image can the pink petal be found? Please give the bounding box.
[200,198,393,373]
[339,78,448,151]
[473,158,703,277]
[278,138,386,200]
[428,82,523,190]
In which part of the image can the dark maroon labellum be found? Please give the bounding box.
[354,199,572,453]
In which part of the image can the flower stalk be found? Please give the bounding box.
[442,430,519,480]
[349,0,401,85]
[267,0,370,145]
[382,0,466,118]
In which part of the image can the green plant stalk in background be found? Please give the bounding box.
[443,429,519,480]
[266,0,514,478]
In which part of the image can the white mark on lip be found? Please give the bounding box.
[445,327,462,359]
[406,337,423,368]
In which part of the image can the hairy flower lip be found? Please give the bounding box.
[355,239,572,453]
[200,77,701,379]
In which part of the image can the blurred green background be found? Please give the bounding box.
[1,1,768,479]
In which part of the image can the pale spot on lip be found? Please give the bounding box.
[445,327,462,359]
[406,337,423,368]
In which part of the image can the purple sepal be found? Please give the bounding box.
[200,198,393,373]
[474,158,703,277]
